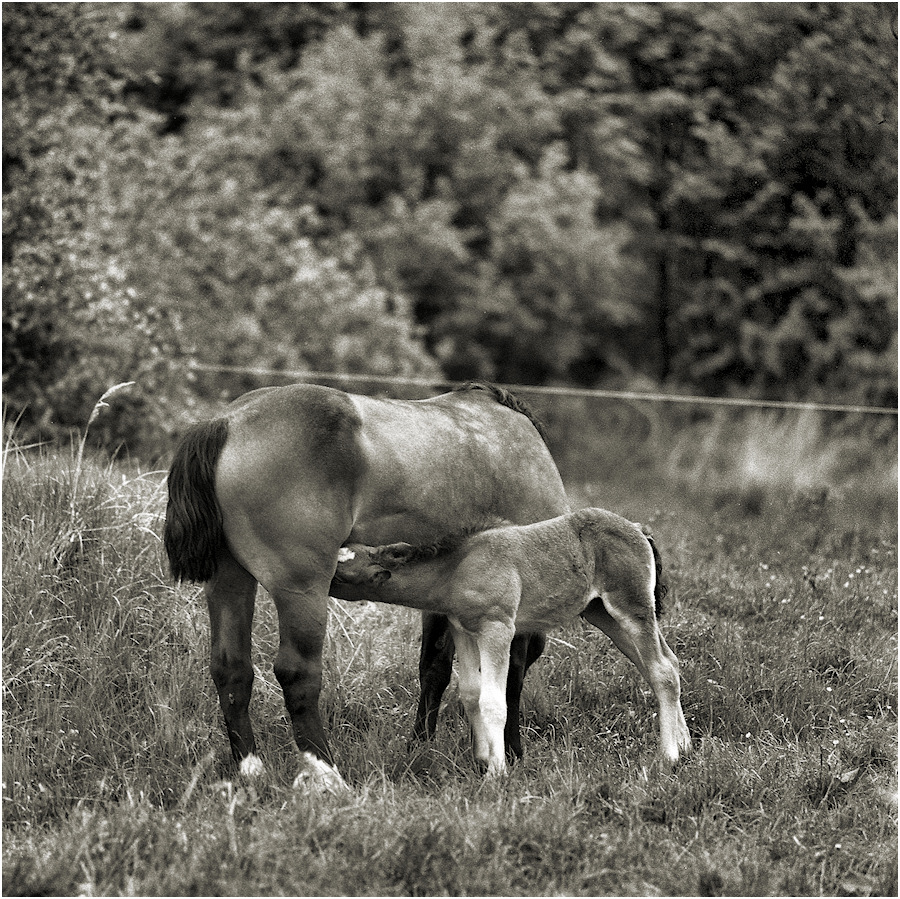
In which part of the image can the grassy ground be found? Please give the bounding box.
[2,407,897,896]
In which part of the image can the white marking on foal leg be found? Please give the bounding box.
[660,634,692,757]
[478,621,515,777]
[239,753,266,778]
[601,588,690,766]
[453,629,493,768]
[644,646,687,766]
[292,752,349,794]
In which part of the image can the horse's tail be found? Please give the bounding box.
[454,380,547,440]
[164,418,230,584]
[641,526,669,618]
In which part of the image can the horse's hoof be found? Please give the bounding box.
[238,753,266,778]
[293,752,350,794]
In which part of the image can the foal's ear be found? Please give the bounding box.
[376,542,415,569]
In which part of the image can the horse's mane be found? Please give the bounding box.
[374,517,510,569]
[454,381,547,441]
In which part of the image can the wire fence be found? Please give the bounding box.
[188,361,898,417]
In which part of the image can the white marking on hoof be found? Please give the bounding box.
[293,752,349,794]
[239,753,266,778]
[337,547,355,562]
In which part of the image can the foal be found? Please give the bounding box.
[334,508,692,777]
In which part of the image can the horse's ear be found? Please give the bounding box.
[376,542,415,569]
[370,568,391,586]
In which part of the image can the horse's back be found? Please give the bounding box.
[347,389,568,543]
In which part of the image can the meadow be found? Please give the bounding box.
[2,397,897,897]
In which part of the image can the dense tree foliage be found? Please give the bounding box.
[4,2,896,452]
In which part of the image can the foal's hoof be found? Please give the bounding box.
[474,755,508,779]
[293,752,350,795]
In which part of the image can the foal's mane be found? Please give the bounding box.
[454,381,548,441]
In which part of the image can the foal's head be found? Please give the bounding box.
[334,545,392,586]
[334,542,421,587]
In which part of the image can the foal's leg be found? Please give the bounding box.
[453,623,515,777]
[581,594,691,765]
[451,629,490,768]
[269,578,348,792]
[478,621,516,776]
[205,551,262,776]
[414,614,539,762]
[413,612,455,743]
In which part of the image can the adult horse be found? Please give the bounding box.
[164,381,569,788]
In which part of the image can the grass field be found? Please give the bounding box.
[2,404,897,896]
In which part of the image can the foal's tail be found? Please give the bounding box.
[641,527,669,618]
[164,418,229,583]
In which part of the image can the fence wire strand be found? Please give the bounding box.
[188,361,898,417]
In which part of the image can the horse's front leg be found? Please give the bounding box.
[269,578,348,792]
[504,631,546,761]
[413,612,455,743]
[205,551,262,776]
[415,615,539,762]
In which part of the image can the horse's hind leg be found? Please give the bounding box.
[269,580,347,792]
[582,593,691,765]
[205,552,261,776]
